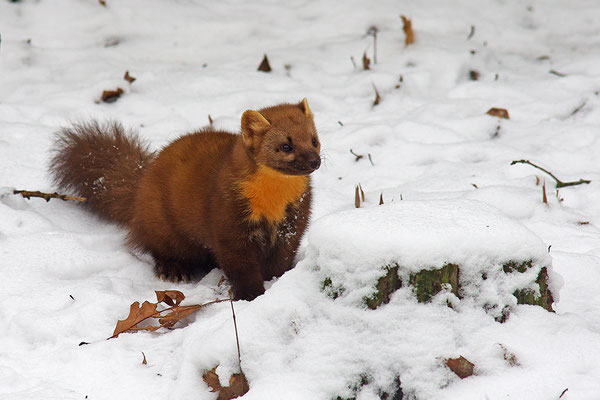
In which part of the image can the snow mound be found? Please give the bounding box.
[307,199,557,316]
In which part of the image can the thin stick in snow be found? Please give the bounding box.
[510,160,591,188]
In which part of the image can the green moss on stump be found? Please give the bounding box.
[502,260,533,273]
[323,259,554,314]
[513,267,554,311]
[332,374,402,400]
[365,265,402,309]
[323,277,345,300]
[409,263,459,303]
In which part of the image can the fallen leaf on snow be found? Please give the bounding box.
[401,15,414,46]
[445,356,475,379]
[109,290,226,339]
[100,88,124,103]
[362,51,371,70]
[203,366,250,400]
[258,54,271,72]
[487,107,510,119]
[123,70,136,83]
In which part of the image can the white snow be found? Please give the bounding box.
[2,0,600,399]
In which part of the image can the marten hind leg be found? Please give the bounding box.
[152,249,216,283]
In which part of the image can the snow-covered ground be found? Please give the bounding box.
[2,0,600,399]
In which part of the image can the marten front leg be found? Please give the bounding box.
[152,248,216,283]
[213,240,266,301]
[263,205,308,280]
[263,238,298,281]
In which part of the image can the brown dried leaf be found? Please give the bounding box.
[222,373,250,400]
[101,88,124,103]
[379,193,384,205]
[141,352,147,365]
[203,367,222,392]
[203,367,250,400]
[359,183,365,202]
[124,70,136,84]
[362,51,371,70]
[258,54,271,72]
[355,185,361,208]
[401,15,414,46]
[486,107,510,119]
[158,304,203,328]
[112,301,159,338]
[111,294,227,340]
[98,0,106,6]
[155,290,185,306]
[446,356,475,379]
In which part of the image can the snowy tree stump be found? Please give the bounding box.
[307,200,559,320]
[363,261,553,314]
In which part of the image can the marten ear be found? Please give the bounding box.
[241,110,271,148]
[299,97,313,117]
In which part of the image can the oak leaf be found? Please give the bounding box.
[110,290,227,339]
[112,301,160,338]
[155,290,185,306]
[203,367,222,392]
[487,107,510,119]
[158,304,203,328]
[203,366,250,400]
[124,70,136,84]
[101,88,124,103]
[445,356,475,379]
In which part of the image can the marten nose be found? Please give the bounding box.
[308,155,321,170]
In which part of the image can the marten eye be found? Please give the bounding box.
[311,138,319,147]
[281,143,294,153]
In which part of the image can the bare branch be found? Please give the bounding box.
[14,190,86,203]
[350,149,364,161]
[229,290,242,369]
[510,160,591,188]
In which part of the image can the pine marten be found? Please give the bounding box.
[49,99,321,300]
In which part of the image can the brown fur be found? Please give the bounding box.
[49,99,321,300]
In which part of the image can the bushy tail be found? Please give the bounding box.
[49,120,154,225]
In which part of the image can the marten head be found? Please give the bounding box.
[241,98,321,176]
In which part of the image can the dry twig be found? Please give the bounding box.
[350,149,363,161]
[511,160,591,188]
[14,190,86,203]
[229,290,242,368]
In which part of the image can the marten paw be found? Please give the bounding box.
[233,282,265,301]
[154,259,195,283]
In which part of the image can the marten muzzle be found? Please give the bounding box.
[290,152,321,175]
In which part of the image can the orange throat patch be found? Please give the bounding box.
[240,165,308,224]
